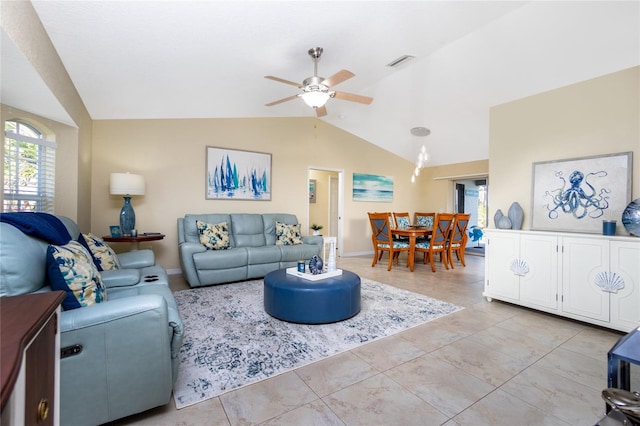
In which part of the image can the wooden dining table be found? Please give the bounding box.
[391,226,431,272]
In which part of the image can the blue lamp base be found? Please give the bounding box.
[119,196,136,235]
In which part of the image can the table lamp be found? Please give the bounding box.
[110,172,145,235]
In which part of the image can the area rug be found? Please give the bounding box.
[172,277,462,409]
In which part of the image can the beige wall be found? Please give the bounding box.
[1,0,93,228]
[489,66,640,231]
[91,118,434,269]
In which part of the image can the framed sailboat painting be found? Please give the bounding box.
[205,146,271,200]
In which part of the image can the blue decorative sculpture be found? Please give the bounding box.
[468,226,484,248]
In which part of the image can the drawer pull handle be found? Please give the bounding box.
[37,398,49,421]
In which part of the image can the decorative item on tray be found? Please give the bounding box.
[308,255,323,274]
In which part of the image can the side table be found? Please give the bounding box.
[102,233,165,250]
[607,327,640,413]
[608,327,640,390]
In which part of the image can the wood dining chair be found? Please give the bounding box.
[447,213,471,269]
[393,212,411,229]
[368,212,410,271]
[415,213,454,272]
[392,212,411,248]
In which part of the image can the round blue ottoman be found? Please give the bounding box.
[263,269,361,324]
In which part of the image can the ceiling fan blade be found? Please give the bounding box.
[265,95,299,107]
[264,75,301,87]
[315,105,328,117]
[333,91,374,105]
[322,69,354,88]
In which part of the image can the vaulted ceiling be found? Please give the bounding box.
[2,1,638,166]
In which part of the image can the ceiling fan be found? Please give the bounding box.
[265,47,373,117]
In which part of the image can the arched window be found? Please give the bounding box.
[3,119,56,212]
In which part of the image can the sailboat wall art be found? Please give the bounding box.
[206,146,271,200]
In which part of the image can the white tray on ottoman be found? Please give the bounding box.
[285,267,343,281]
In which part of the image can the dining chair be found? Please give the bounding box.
[447,213,471,269]
[377,212,396,261]
[393,212,411,229]
[392,212,411,248]
[368,212,410,271]
[415,213,454,272]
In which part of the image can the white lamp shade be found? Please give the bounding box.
[300,91,330,108]
[110,172,145,195]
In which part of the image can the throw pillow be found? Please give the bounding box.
[79,233,121,271]
[275,222,303,246]
[196,220,231,250]
[46,240,107,310]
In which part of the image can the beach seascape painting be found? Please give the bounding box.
[353,173,393,202]
[206,146,271,200]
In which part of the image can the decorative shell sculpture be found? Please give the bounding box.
[510,259,529,277]
[308,255,324,275]
[595,271,625,293]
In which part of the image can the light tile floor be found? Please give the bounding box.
[108,254,631,426]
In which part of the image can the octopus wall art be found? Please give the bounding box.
[544,169,611,220]
[531,152,631,234]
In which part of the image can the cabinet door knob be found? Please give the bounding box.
[37,398,49,422]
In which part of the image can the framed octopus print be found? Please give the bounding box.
[530,151,632,234]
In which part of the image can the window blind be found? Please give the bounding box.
[3,123,57,213]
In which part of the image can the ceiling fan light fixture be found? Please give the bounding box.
[299,87,332,108]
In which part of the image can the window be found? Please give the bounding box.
[3,120,56,213]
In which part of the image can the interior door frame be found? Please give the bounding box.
[307,166,344,257]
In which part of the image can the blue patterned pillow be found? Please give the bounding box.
[275,222,303,246]
[46,241,107,310]
[79,233,121,271]
[197,220,231,250]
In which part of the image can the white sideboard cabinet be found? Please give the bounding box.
[484,229,640,332]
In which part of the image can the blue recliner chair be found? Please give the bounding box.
[0,214,184,425]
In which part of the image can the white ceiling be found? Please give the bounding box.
[3,1,639,166]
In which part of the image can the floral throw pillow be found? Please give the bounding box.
[275,222,303,246]
[197,220,231,250]
[80,233,121,271]
[46,241,107,310]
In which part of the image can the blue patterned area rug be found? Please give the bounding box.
[172,277,462,409]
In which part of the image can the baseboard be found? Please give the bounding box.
[341,251,374,257]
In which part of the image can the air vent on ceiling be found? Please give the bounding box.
[386,55,415,68]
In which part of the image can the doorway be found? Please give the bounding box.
[308,168,343,257]
[453,178,488,254]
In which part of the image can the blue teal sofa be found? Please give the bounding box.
[178,213,323,287]
[0,214,183,426]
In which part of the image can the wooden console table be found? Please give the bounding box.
[1,291,65,425]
